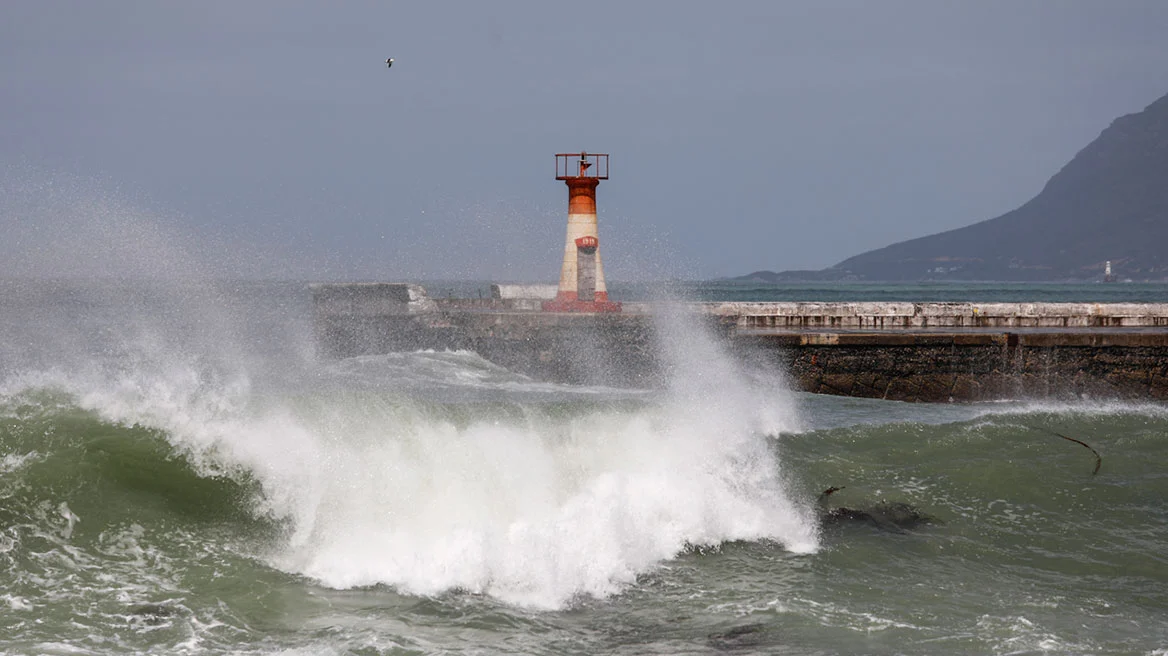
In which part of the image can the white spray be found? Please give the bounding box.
[1,170,817,610]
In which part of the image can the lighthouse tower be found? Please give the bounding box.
[543,152,621,312]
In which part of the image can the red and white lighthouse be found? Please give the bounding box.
[543,152,621,312]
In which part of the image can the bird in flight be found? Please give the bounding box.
[386,58,394,68]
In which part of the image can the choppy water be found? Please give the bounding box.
[2,279,1167,655]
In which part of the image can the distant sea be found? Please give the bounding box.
[427,279,1168,304]
[2,277,1167,655]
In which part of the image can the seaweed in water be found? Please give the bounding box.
[1026,425,1103,475]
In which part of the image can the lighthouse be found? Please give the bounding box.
[543,152,621,312]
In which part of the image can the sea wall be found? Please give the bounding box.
[310,286,1168,402]
[735,332,1168,402]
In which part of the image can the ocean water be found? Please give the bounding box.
[2,278,1167,655]
[446,279,1168,304]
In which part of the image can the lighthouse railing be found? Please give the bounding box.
[555,153,609,180]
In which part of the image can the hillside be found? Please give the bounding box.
[743,92,1168,282]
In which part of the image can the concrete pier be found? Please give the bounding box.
[704,301,1168,330]
[311,284,1168,402]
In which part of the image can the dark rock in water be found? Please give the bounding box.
[128,603,180,625]
[707,622,773,651]
[818,486,942,533]
[822,501,942,533]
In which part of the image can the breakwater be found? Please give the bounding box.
[311,284,1168,402]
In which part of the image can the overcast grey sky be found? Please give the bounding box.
[2,1,1167,281]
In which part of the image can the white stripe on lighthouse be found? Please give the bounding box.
[557,212,607,297]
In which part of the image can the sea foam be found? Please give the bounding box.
[6,298,817,609]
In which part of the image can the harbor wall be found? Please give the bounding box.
[310,284,1168,402]
[736,332,1168,402]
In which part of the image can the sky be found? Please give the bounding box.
[2,1,1167,282]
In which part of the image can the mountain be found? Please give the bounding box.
[741,92,1168,282]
